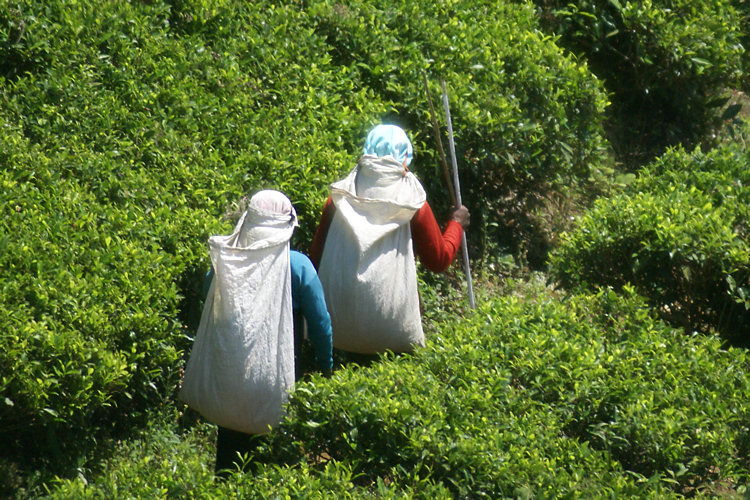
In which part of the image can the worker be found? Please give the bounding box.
[310,124,469,364]
[180,190,332,476]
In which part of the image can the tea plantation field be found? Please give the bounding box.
[2,0,750,497]
[45,279,750,498]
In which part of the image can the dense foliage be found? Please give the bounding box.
[550,144,750,344]
[0,0,383,478]
[734,0,750,92]
[46,285,750,497]
[307,0,609,264]
[532,0,745,165]
[0,0,608,484]
[3,0,749,495]
[265,286,750,496]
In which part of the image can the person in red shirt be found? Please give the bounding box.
[310,124,469,365]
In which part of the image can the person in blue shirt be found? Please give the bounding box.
[289,249,334,378]
[201,190,333,476]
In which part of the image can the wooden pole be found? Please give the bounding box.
[441,78,476,309]
[421,70,456,205]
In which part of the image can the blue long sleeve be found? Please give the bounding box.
[290,250,333,371]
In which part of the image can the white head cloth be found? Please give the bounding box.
[237,190,298,248]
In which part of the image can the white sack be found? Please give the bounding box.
[179,208,296,434]
[318,154,426,354]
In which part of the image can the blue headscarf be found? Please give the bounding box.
[362,124,413,167]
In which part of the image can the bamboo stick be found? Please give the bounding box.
[441,78,476,309]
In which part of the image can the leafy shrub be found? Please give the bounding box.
[1,0,611,481]
[0,0,387,480]
[46,414,452,499]
[532,0,745,165]
[549,145,750,343]
[308,0,609,265]
[0,128,186,472]
[37,283,750,497]
[258,285,749,496]
[506,287,750,491]
[731,0,750,92]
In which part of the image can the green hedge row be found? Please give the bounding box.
[41,411,454,499]
[1,0,609,481]
[51,284,749,498]
[550,144,750,343]
[532,0,746,165]
[45,285,750,497]
[265,287,749,496]
[308,0,609,262]
[0,0,386,475]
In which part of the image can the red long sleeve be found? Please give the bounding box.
[410,201,463,273]
[310,196,334,269]
[310,197,462,273]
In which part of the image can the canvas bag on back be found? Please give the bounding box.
[318,154,426,354]
[179,207,296,434]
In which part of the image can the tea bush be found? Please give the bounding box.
[532,0,745,165]
[1,0,610,485]
[549,145,750,343]
[731,0,750,92]
[507,287,750,487]
[0,0,387,477]
[308,0,609,264]
[44,408,454,499]
[258,286,749,496]
[37,283,750,497]
[46,415,453,499]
